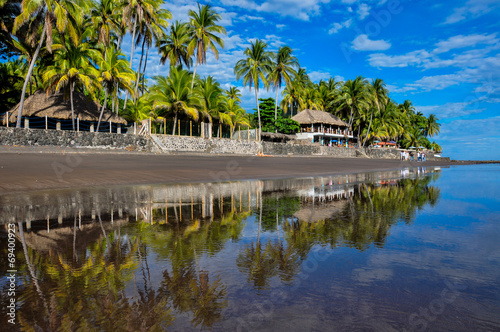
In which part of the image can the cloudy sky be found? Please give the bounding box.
[124,0,500,160]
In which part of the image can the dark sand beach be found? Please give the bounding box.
[0,146,459,194]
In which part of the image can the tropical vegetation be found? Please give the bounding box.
[0,0,441,150]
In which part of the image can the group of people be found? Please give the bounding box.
[400,150,426,162]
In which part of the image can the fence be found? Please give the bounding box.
[0,112,132,133]
[141,118,255,140]
[0,112,255,140]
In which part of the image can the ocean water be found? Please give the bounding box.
[0,164,499,331]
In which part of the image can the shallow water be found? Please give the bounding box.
[1,165,499,331]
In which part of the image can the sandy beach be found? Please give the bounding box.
[0,145,461,194]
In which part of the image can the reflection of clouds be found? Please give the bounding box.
[353,267,393,284]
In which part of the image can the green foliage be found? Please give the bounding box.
[257,97,299,134]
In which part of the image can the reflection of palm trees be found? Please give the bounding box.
[161,266,227,328]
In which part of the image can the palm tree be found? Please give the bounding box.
[224,86,241,103]
[196,76,231,126]
[224,98,250,136]
[187,3,226,89]
[90,0,121,47]
[335,76,370,130]
[13,0,83,128]
[425,114,441,137]
[234,39,273,138]
[96,45,135,131]
[363,78,388,147]
[43,32,99,130]
[149,67,201,135]
[121,0,166,107]
[132,4,170,100]
[280,80,304,116]
[267,46,298,126]
[158,20,192,68]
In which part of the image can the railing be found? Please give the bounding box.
[300,127,353,136]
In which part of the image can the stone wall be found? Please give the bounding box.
[262,142,358,157]
[153,134,261,155]
[0,127,151,151]
[0,127,445,161]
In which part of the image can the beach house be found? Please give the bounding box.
[291,109,356,147]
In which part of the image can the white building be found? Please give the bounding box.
[291,109,356,147]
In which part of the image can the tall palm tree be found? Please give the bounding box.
[90,0,121,47]
[363,78,388,147]
[280,80,304,116]
[96,45,135,131]
[158,20,192,68]
[149,67,201,135]
[335,76,370,130]
[267,46,298,126]
[13,0,83,128]
[234,39,273,137]
[133,5,170,100]
[43,31,99,130]
[187,3,226,89]
[425,114,440,137]
[121,0,166,107]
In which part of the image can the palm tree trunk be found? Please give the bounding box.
[362,107,375,147]
[190,60,199,90]
[134,38,146,102]
[70,81,75,130]
[141,46,149,94]
[255,88,261,141]
[123,14,137,110]
[16,23,47,128]
[97,89,109,132]
[172,112,177,135]
[348,105,354,129]
[274,87,279,133]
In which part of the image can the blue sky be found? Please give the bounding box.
[124,0,500,160]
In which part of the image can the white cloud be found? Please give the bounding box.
[368,50,431,67]
[308,70,332,83]
[434,33,499,54]
[357,3,371,20]
[221,0,330,21]
[238,15,265,22]
[328,18,353,34]
[444,0,500,24]
[416,102,484,119]
[276,24,286,29]
[352,34,391,51]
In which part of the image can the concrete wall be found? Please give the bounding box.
[0,127,151,151]
[153,134,261,155]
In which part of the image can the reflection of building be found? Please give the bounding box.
[292,109,356,147]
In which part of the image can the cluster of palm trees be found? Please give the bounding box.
[1,0,250,132]
[1,0,441,150]
[234,39,441,150]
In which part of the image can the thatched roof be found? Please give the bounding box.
[5,90,127,125]
[291,109,348,127]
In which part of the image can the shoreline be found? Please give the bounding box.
[0,146,494,195]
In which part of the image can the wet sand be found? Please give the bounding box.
[0,146,460,194]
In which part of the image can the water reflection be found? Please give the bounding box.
[1,167,445,330]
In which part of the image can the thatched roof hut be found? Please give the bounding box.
[291,109,347,127]
[4,90,127,125]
